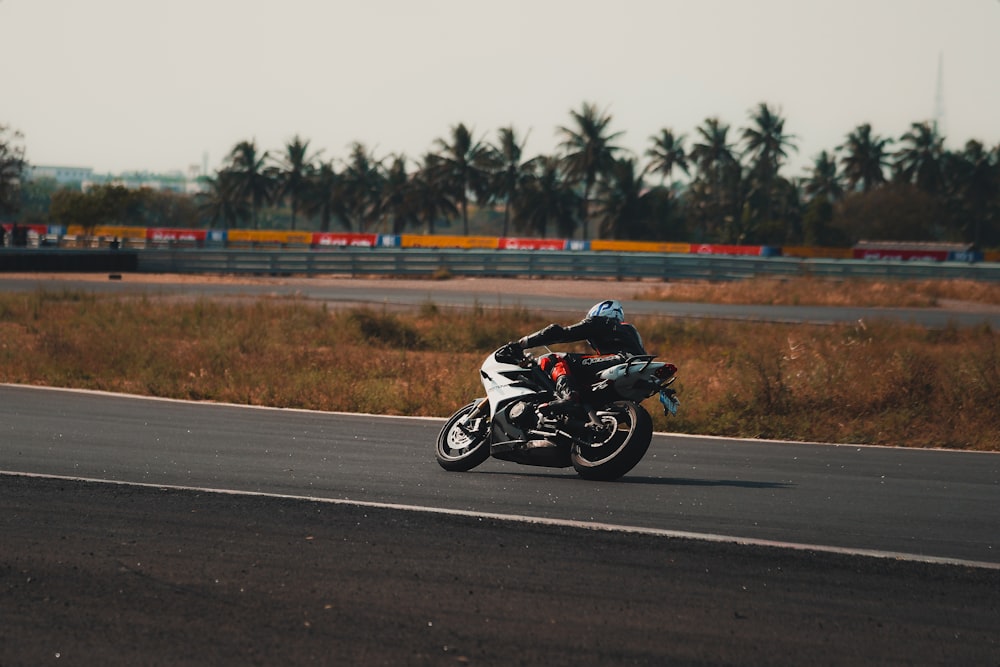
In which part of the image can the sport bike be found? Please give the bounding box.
[435,345,679,481]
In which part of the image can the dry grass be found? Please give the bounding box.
[635,277,1000,308]
[647,317,1000,450]
[1,288,998,451]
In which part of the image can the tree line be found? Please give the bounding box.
[4,104,1000,247]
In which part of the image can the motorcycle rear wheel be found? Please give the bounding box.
[435,401,491,472]
[571,401,652,481]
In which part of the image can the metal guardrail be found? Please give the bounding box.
[129,248,1000,282]
[3,247,998,281]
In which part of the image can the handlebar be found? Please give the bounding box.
[495,343,531,366]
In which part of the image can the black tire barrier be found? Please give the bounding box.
[0,249,139,273]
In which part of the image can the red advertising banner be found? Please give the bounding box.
[852,249,949,261]
[2,223,49,234]
[312,232,378,247]
[692,244,764,256]
[498,237,566,251]
[147,228,207,242]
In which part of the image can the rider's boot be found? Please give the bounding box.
[539,376,581,415]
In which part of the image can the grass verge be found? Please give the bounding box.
[635,277,1000,308]
[1,289,997,451]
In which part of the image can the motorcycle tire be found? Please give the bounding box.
[571,401,653,481]
[435,401,491,472]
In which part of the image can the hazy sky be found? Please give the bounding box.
[3,0,999,178]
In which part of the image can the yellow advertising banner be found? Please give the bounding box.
[400,235,499,249]
[227,230,313,244]
[67,225,147,238]
[590,240,691,254]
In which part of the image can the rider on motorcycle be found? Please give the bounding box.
[506,300,666,413]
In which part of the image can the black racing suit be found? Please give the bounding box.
[516,316,647,406]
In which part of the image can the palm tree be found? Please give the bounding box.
[489,126,531,238]
[760,176,803,245]
[894,121,944,196]
[429,123,492,235]
[741,103,797,231]
[380,155,415,235]
[838,123,891,193]
[199,169,249,230]
[226,139,273,229]
[803,150,844,202]
[644,128,689,187]
[411,154,458,234]
[643,129,689,240]
[340,142,384,233]
[690,117,738,184]
[799,150,845,246]
[594,157,650,240]
[742,103,796,177]
[273,135,318,230]
[688,117,740,241]
[302,160,344,232]
[557,102,624,240]
[945,140,1000,246]
[517,155,579,238]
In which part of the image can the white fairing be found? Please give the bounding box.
[480,351,539,418]
[595,358,670,401]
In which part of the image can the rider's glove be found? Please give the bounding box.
[497,342,524,364]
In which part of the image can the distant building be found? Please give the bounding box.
[26,164,206,194]
[105,171,191,193]
[26,165,94,185]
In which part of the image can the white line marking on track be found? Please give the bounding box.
[4,469,999,571]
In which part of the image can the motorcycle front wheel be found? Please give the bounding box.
[435,401,491,472]
[571,401,653,481]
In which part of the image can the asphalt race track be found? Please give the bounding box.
[2,274,999,664]
[2,384,999,665]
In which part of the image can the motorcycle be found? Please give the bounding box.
[435,344,679,481]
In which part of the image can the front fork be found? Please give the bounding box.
[457,397,490,438]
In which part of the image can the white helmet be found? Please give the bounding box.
[587,299,625,322]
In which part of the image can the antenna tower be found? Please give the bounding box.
[933,52,945,137]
